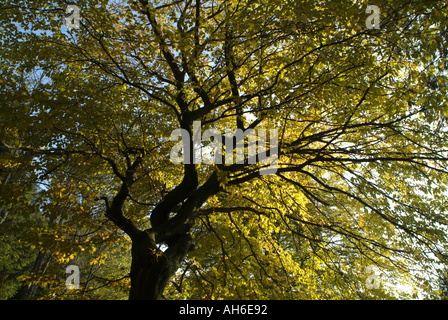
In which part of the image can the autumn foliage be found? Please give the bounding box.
[1,0,448,299]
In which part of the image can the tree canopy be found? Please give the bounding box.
[1,0,448,300]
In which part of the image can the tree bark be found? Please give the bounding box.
[129,232,194,300]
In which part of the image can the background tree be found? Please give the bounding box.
[1,0,448,299]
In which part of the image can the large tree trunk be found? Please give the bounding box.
[129,233,194,300]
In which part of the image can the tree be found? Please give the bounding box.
[1,0,448,300]
[0,187,44,300]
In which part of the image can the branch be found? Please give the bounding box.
[150,172,221,244]
[19,147,127,181]
[196,206,270,217]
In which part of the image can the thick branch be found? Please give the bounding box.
[150,172,221,244]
